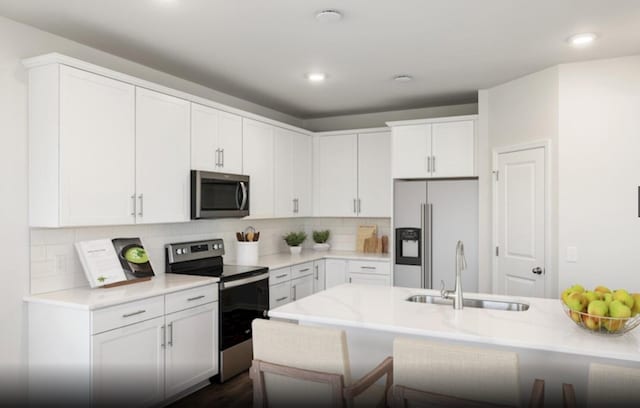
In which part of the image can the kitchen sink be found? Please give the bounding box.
[406,295,529,312]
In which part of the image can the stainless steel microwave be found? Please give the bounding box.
[191,170,249,219]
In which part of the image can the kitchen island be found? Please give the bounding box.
[269,284,640,405]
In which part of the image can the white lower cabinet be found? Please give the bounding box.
[28,283,218,406]
[164,302,218,399]
[269,281,291,309]
[325,259,348,289]
[347,273,391,286]
[346,260,392,286]
[313,260,326,293]
[291,275,313,301]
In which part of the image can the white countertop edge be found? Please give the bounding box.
[257,250,390,270]
[24,275,219,311]
[268,310,640,363]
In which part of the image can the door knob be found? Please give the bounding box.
[532,267,543,275]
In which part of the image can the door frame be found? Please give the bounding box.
[491,140,552,297]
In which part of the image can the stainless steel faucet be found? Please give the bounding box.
[440,240,466,310]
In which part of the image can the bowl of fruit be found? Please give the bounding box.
[561,285,640,336]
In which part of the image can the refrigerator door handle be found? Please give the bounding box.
[420,203,427,289]
[426,203,433,289]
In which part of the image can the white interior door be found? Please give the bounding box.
[358,131,391,217]
[496,147,546,297]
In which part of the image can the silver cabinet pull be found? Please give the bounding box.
[298,268,310,273]
[188,295,205,302]
[168,322,173,347]
[292,285,297,300]
[432,156,436,173]
[353,199,357,214]
[130,194,136,216]
[292,198,296,214]
[360,266,376,270]
[357,198,361,214]
[276,296,288,302]
[122,310,146,318]
[427,156,431,173]
[349,277,352,283]
[215,148,219,166]
[315,265,319,280]
[276,274,288,279]
[221,148,225,167]
[138,194,144,216]
[161,324,166,348]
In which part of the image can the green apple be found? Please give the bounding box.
[584,291,601,303]
[613,289,635,309]
[594,285,611,296]
[603,293,613,306]
[561,288,574,304]
[631,294,640,317]
[610,300,631,318]
[570,284,585,294]
[566,292,587,312]
[588,300,608,317]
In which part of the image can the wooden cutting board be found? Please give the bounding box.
[357,225,377,252]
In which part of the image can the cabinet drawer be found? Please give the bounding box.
[290,262,314,279]
[269,267,291,285]
[347,260,390,276]
[92,296,164,334]
[165,283,218,315]
[269,282,291,309]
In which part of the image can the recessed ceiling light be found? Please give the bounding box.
[315,9,343,23]
[567,33,597,47]
[394,75,413,82]
[307,72,327,82]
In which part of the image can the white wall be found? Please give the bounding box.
[558,55,640,291]
[303,103,478,132]
[478,67,560,296]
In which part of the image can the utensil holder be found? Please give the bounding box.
[236,241,259,265]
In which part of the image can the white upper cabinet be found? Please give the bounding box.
[275,128,312,217]
[58,66,137,227]
[135,88,191,224]
[390,116,477,179]
[357,131,391,217]
[191,103,242,174]
[243,118,275,218]
[314,130,391,218]
[314,134,359,217]
[430,120,475,178]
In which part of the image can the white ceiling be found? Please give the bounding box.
[1,0,639,118]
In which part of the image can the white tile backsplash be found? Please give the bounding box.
[29,217,390,294]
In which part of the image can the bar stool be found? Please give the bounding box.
[563,362,640,407]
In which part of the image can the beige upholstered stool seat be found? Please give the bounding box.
[251,319,393,408]
[389,337,544,408]
[563,362,640,407]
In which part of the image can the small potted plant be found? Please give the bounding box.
[283,231,307,255]
[312,230,331,251]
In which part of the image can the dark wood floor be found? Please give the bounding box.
[170,371,253,408]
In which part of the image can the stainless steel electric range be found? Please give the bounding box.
[165,239,269,383]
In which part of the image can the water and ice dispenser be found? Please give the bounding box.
[395,228,422,266]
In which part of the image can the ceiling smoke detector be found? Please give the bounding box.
[315,9,343,23]
[394,75,413,83]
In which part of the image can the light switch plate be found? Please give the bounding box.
[566,246,578,263]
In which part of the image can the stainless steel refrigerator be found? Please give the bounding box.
[394,179,478,291]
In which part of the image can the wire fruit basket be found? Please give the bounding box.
[561,303,640,336]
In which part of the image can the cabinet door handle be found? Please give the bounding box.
[188,295,205,302]
[432,156,436,173]
[138,194,144,217]
[168,322,173,347]
[292,198,296,214]
[315,265,319,280]
[221,148,225,167]
[161,324,166,348]
[130,194,136,216]
[276,296,288,302]
[361,266,376,270]
[122,310,146,318]
[276,274,288,279]
[215,148,220,166]
[293,285,297,300]
[358,199,361,214]
[349,277,352,283]
[298,268,310,273]
[427,156,431,173]
[353,199,357,214]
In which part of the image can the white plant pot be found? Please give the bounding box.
[313,243,330,251]
[289,246,302,255]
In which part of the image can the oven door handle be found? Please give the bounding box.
[221,273,269,290]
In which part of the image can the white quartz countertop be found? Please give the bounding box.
[269,284,640,363]
[24,274,219,311]
[256,250,390,270]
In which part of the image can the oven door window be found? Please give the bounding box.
[201,180,241,211]
[220,278,269,350]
